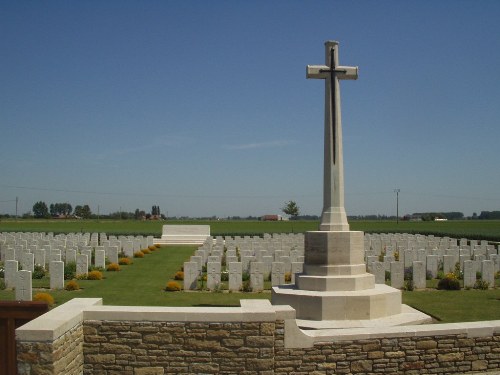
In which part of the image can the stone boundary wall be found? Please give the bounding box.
[16,298,500,374]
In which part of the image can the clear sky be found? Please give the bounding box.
[1,1,499,218]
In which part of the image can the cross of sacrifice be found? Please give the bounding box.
[307,40,358,232]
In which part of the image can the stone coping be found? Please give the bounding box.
[15,298,102,342]
[285,318,500,348]
[83,299,295,322]
[15,299,295,343]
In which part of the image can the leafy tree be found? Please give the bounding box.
[74,204,92,219]
[32,201,49,218]
[49,203,72,216]
[151,205,161,216]
[282,200,300,220]
[134,209,146,220]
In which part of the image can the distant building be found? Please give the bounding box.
[261,214,286,221]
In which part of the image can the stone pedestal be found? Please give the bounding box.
[272,231,430,327]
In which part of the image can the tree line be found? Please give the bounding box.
[30,202,164,220]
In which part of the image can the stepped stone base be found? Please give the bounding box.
[272,283,402,321]
[272,229,431,325]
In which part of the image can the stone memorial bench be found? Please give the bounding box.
[154,225,211,245]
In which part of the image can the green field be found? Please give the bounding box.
[1,219,500,241]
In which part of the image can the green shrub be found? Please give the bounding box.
[0,279,5,290]
[242,272,250,282]
[75,273,88,280]
[64,262,76,280]
[437,273,461,290]
[404,279,414,291]
[221,270,229,281]
[476,271,482,280]
[474,280,489,290]
[142,248,151,254]
[32,264,46,279]
[240,280,252,292]
[134,251,144,258]
[385,271,391,282]
[285,272,292,283]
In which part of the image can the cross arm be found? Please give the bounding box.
[336,66,359,80]
[306,65,329,79]
[306,65,359,80]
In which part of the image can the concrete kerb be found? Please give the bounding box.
[285,319,500,348]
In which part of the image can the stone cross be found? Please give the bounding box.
[307,40,358,231]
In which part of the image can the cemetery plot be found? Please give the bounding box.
[0,231,498,322]
[0,231,156,303]
[364,233,500,291]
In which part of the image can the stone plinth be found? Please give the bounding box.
[272,283,401,321]
[271,230,426,325]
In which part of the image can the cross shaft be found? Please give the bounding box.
[306,40,358,231]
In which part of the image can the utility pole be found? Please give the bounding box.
[15,196,18,221]
[394,189,400,224]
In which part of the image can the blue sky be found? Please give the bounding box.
[1,1,499,218]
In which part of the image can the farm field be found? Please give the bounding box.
[1,219,500,241]
[1,245,499,323]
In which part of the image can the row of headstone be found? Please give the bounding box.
[0,232,154,263]
[369,259,496,289]
[365,233,499,260]
[183,259,304,291]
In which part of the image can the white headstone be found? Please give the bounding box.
[50,261,65,290]
[271,262,286,286]
[250,262,264,292]
[228,262,242,291]
[5,260,19,288]
[15,270,32,301]
[106,246,119,264]
[426,255,438,279]
[413,261,426,289]
[183,262,199,290]
[463,260,475,288]
[21,252,34,273]
[95,249,106,269]
[481,260,494,288]
[372,261,385,284]
[206,262,221,290]
[76,254,88,276]
[390,261,404,289]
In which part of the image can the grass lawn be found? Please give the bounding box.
[403,289,500,323]
[1,245,499,323]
